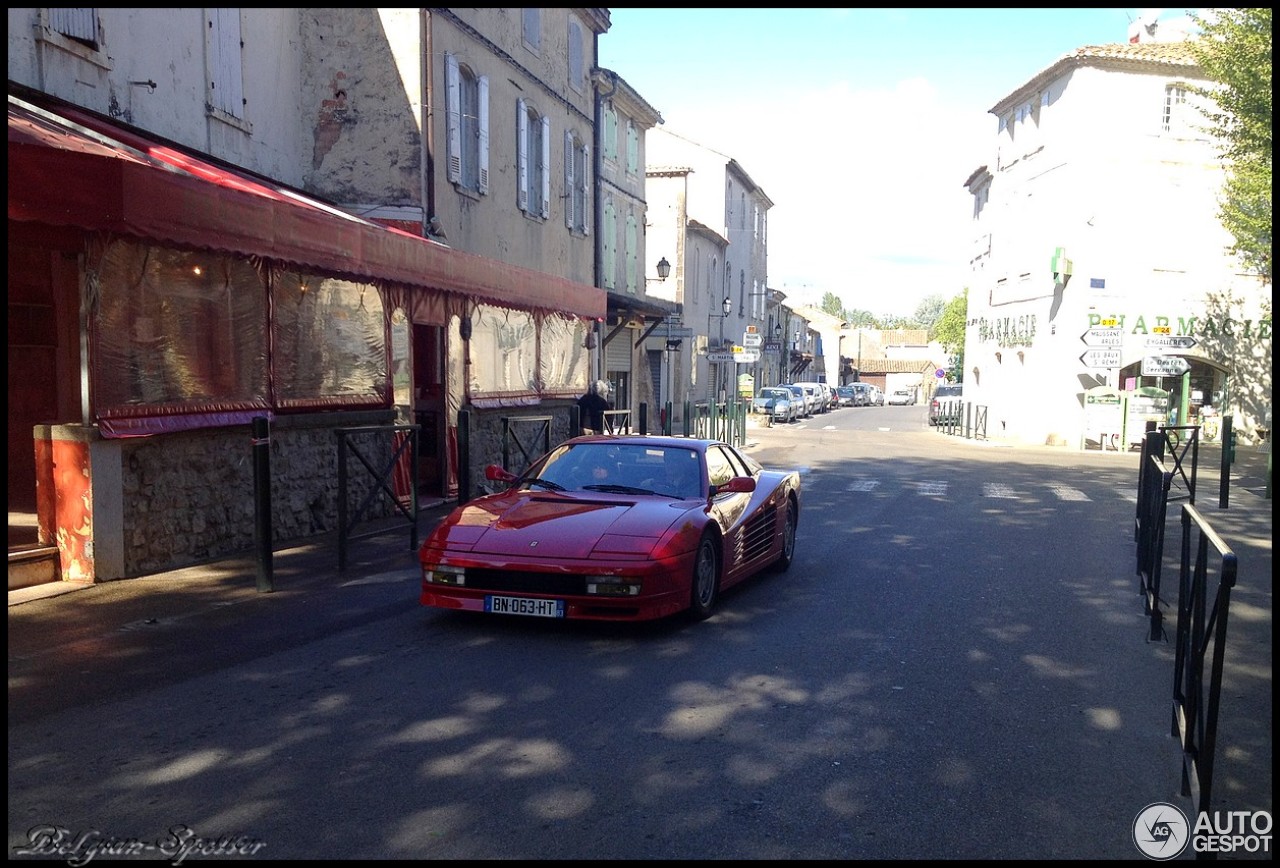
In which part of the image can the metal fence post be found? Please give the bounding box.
[252,415,273,592]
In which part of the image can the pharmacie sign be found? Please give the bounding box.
[1086,313,1272,340]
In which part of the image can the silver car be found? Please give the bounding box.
[778,383,814,417]
[752,387,796,423]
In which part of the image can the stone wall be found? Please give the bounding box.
[459,402,580,499]
[118,410,397,575]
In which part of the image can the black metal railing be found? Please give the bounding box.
[1135,441,1175,641]
[334,424,420,570]
[1170,503,1238,825]
[501,415,552,475]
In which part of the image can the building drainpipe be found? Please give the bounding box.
[421,10,436,230]
[591,62,619,387]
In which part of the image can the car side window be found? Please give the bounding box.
[705,446,737,489]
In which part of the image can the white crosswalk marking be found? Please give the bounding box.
[1050,485,1091,501]
[834,478,1109,502]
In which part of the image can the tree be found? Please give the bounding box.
[1187,8,1272,285]
[932,290,968,382]
[912,294,947,329]
[820,291,845,319]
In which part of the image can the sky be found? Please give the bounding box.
[600,8,1164,319]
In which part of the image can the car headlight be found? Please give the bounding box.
[424,563,466,586]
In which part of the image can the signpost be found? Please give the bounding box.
[1142,355,1190,377]
[1145,335,1197,351]
[1080,327,1123,347]
[1080,349,1121,369]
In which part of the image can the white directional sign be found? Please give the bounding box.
[706,351,737,363]
[734,349,761,363]
[1080,349,1121,369]
[1145,335,1198,351]
[741,332,763,348]
[1142,355,1191,377]
[1081,327,1124,347]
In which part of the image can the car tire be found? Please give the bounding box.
[772,499,797,573]
[688,532,720,621]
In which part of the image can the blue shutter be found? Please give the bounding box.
[445,54,462,183]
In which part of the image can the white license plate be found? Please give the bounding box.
[485,595,566,618]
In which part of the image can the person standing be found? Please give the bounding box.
[577,380,612,434]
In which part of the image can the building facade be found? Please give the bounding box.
[645,127,774,409]
[962,33,1271,449]
[592,66,675,422]
[8,8,618,583]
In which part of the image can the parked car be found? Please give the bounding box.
[753,387,796,423]
[835,385,857,407]
[888,388,917,405]
[929,384,965,425]
[793,382,829,413]
[419,435,802,622]
[778,384,814,417]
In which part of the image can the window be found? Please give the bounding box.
[564,130,590,234]
[603,200,617,289]
[522,8,540,54]
[517,99,550,218]
[206,9,246,122]
[603,104,618,161]
[625,121,639,174]
[625,215,638,293]
[49,8,98,48]
[1162,83,1201,137]
[567,19,584,93]
[446,54,490,195]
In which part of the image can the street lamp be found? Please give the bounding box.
[656,257,671,281]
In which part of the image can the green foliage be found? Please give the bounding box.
[1187,8,1272,284]
[820,292,844,318]
[912,294,947,326]
[932,290,968,381]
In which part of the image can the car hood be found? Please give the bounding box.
[426,491,695,558]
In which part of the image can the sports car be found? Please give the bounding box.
[420,435,801,622]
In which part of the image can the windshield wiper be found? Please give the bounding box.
[582,484,654,495]
[524,477,567,492]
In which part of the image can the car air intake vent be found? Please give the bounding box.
[740,504,777,562]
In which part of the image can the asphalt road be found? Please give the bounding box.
[8,411,1272,860]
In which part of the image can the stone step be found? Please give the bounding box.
[8,546,60,591]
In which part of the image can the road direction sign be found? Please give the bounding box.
[1081,327,1123,347]
[706,351,737,363]
[1142,355,1190,377]
[1145,335,1197,351]
[1080,349,1121,369]
[734,349,760,363]
[741,332,763,348]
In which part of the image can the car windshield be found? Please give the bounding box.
[530,442,704,498]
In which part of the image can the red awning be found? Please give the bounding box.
[7,95,604,320]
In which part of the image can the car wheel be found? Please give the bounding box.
[772,499,797,572]
[688,532,720,620]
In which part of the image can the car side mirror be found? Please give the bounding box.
[710,476,757,497]
[484,464,517,484]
